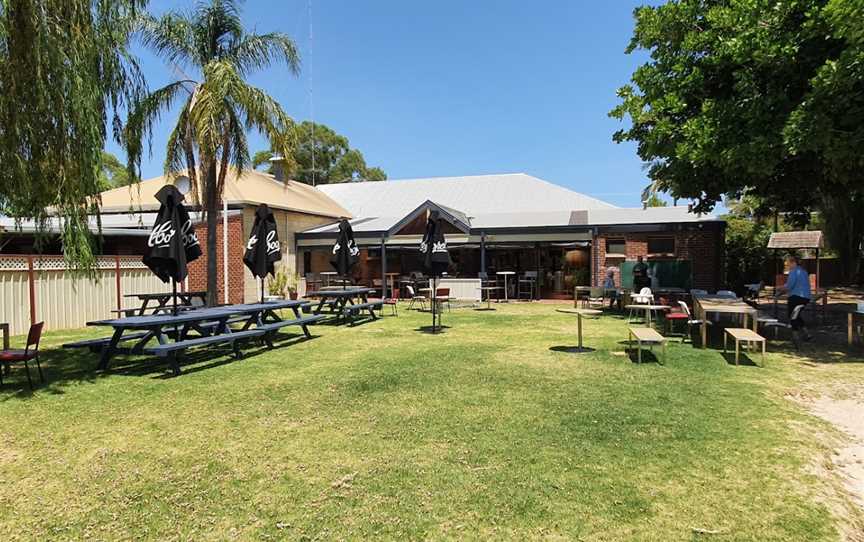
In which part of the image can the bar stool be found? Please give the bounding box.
[518,271,537,300]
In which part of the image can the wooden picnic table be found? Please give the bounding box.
[304,287,380,323]
[694,296,757,349]
[119,291,208,316]
[65,300,318,375]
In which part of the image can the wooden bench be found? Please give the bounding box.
[342,301,384,324]
[723,328,766,366]
[628,327,667,364]
[255,314,325,343]
[63,332,150,353]
[142,329,265,375]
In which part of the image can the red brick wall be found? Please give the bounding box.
[593,227,725,290]
[188,214,245,304]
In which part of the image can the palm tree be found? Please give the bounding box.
[125,0,299,305]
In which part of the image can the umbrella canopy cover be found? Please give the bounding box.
[143,185,202,283]
[243,203,282,278]
[420,211,451,276]
[330,219,360,276]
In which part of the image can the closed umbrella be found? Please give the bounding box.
[243,203,282,302]
[419,211,451,332]
[143,184,202,313]
[330,219,359,286]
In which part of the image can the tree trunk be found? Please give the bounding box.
[205,160,219,306]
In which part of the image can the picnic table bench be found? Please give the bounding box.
[63,300,320,375]
[305,288,379,323]
[628,327,667,364]
[120,291,208,316]
[342,301,384,325]
[723,328,766,366]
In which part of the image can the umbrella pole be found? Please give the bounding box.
[432,276,437,333]
[172,278,178,316]
[260,277,264,304]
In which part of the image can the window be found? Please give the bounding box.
[605,239,626,255]
[648,237,675,255]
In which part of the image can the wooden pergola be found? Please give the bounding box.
[767,230,824,290]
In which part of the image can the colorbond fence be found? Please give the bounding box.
[0,255,171,335]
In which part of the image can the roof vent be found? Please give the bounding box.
[269,154,288,183]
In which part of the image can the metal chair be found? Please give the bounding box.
[382,289,400,316]
[587,287,605,309]
[677,301,711,345]
[518,271,538,300]
[435,288,452,312]
[406,285,426,311]
[0,321,45,390]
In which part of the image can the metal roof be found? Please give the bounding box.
[317,173,617,219]
[98,169,351,219]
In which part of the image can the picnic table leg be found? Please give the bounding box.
[849,313,854,346]
[723,332,727,355]
[97,328,124,370]
[637,339,642,363]
[761,339,766,365]
[577,313,583,350]
[167,351,181,376]
[701,320,707,349]
[663,340,667,364]
[293,306,313,338]
[735,339,740,366]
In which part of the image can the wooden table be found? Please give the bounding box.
[478,286,502,309]
[724,328,766,366]
[68,300,315,374]
[556,308,602,352]
[123,291,207,316]
[628,327,667,364]
[694,297,757,349]
[849,311,864,346]
[625,304,670,328]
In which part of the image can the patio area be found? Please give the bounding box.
[1,303,862,539]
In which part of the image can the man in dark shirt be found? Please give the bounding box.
[632,255,650,292]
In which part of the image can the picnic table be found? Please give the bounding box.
[117,291,208,316]
[304,287,382,324]
[64,300,321,375]
[625,304,671,328]
[694,296,757,349]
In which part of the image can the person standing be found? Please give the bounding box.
[778,255,812,344]
[603,267,619,309]
[632,255,650,292]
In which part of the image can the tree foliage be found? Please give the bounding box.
[0,0,145,268]
[99,151,132,189]
[253,121,387,184]
[125,0,299,305]
[612,0,864,279]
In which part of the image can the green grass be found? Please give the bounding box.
[1,303,862,540]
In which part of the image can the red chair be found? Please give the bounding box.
[0,322,45,390]
[383,289,400,316]
[435,288,452,312]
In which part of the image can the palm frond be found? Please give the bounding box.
[136,12,197,69]
[231,32,301,76]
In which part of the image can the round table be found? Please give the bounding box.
[496,271,516,302]
[625,304,670,328]
[556,308,602,352]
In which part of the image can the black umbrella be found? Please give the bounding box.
[330,219,359,286]
[143,184,202,313]
[243,203,282,303]
[419,211,451,332]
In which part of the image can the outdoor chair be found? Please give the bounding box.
[382,289,400,316]
[0,321,45,390]
[690,289,708,298]
[435,288,452,312]
[406,285,426,311]
[587,287,605,309]
[676,301,711,344]
[518,271,537,300]
[716,290,737,298]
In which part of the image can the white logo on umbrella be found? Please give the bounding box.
[266,230,280,255]
[181,219,199,248]
[148,221,175,248]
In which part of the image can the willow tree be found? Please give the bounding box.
[125,0,299,305]
[0,0,145,267]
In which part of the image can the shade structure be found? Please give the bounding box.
[142,185,202,312]
[330,219,359,279]
[244,203,282,302]
[419,211,451,332]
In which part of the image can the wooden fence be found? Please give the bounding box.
[0,255,171,335]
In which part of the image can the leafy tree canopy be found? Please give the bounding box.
[612,0,864,279]
[253,121,387,184]
[0,0,145,268]
[99,151,132,189]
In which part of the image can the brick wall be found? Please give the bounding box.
[188,214,245,304]
[593,227,725,290]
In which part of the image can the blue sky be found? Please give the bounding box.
[107,0,663,208]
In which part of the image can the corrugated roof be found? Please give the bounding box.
[768,231,824,249]
[582,206,720,226]
[99,169,351,219]
[317,173,616,218]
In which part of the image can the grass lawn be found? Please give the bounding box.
[1,303,863,540]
